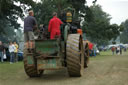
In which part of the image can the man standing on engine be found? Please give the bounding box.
[24,10,37,52]
[48,12,63,39]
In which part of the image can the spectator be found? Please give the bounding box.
[120,46,122,55]
[9,42,15,64]
[117,46,120,55]
[0,41,5,62]
[93,45,97,56]
[111,46,115,55]
[124,47,127,52]
[115,47,118,54]
[89,43,94,56]
[14,42,19,62]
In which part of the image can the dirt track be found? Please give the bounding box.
[0,52,128,85]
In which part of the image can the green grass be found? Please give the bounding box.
[0,51,113,81]
[0,50,122,75]
[99,50,112,55]
[90,50,116,60]
[90,50,128,61]
[0,50,126,73]
[0,62,23,79]
[0,51,128,85]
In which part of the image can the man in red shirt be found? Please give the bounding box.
[48,12,63,39]
[89,43,93,50]
[89,43,94,56]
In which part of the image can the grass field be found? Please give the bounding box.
[0,50,128,85]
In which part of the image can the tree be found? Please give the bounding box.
[33,0,88,26]
[0,0,34,42]
[0,0,34,29]
[33,0,66,26]
[83,5,120,45]
[120,19,128,44]
[67,0,86,13]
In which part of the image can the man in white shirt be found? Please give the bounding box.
[9,42,16,64]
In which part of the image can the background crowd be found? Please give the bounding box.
[111,46,127,55]
[0,41,21,64]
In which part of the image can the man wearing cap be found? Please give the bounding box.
[24,10,37,52]
[48,12,63,39]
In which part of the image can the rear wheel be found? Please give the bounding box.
[23,47,43,77]
[66,34,84,77]
[84,42,89,68]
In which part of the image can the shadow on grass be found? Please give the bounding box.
[23,68,83,84]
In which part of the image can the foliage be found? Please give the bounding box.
[33,0,93,26]
[0,0,34,42]
[0,18,16,43]
[0,0,34,29]
[33,0,65,26]
[0,0,121,45]
[83,5,120,45]
[67,0,86,13]
[120,19,128,44]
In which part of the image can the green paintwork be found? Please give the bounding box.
[38,59,58,69]
[27,56,34,65]
[64,24,69,42]
[35,39,59,54]
[35,24,70,70]
[35,39,62,70]
[83,33,86,40]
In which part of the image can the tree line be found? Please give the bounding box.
[0,0,126,45]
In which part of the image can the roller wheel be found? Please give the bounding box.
[23,47,43,77]
[66,34,84,77]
